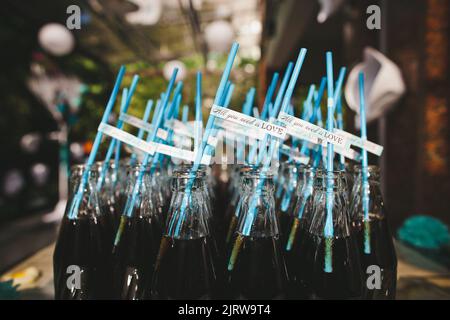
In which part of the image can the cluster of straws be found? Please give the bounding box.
[66,41,372,275]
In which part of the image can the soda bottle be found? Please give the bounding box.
[350,165,397,299]
[53,164,113,299]
[301,170,364,299]
[111,164,164,299]
[226,167,288,299]
[149,167,218,299]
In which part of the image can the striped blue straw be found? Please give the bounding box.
[195,72,203,154]
[97,75,139,190]
[280,84,316,212]
[123,70,179,218]
[324,51,335,273]
[261,73,280,120]
[68,66,125,219]
[113,71,179,249]
[223,83,235,108]
[182,105,189,123]
[336,88,345,170]
[247,73,281,163]
[236,87,256,164]
[286,91,326,251]
[151,81,184,170]
[255,62,294,165]
[169,42,240,237]
[229,49,307,271]
[359,72,371,254]
[129,99,154,167]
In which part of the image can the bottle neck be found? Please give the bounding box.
[314,170,346,191]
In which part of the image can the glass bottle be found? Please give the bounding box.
[53,164,113,299]
[301,170,364,299]
[224,165,254,246]
[284,166,316,298]
[111,164,164,300]
[350,165,397,299]
[149,167,218,299]
[96,160,121,229]
[278,163,307,242]
[226,168,288,299]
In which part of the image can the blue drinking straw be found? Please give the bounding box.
[359,72,371,254]
[113,89,129,185]
[246,73,280,163]
[165,94,182,148]
[255,62,294,165]
[169,42,239,237]
[123,69,179,219]
[324,61,347,272]
[286,94,325,251]
[129,99,154,167]
[287,84,315,163]
[299,77,327,156]
[222,81,231,105]
[97,75,139,190]
[151,81,184,170]
[195,72,203,154]
[115,97,165,247]
[68,66,125,219]
[336,83,345,170]
[164,81,183,120]
[228,49,307,271]
[261,73,280,120]
[280,84,316,212]
[223,83,235,108]
[324,51,335,273]
[236,88,256,164]
[182,105,189,123]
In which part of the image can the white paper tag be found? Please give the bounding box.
[119,113,168,141]
[165,119,218,147]
[214,119,267,141]
[278,112,350,149]
[98,123,212,164]
[306,141,360,161]
[279,144,309,164]
[211,105,287,140]
[333,128,383,156]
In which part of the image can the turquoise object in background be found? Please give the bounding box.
[0,280,19,300]
[398,215,450,250]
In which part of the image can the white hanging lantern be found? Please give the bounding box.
[38,23,75,56]
[204,20,234,53]
[163,60,186,82]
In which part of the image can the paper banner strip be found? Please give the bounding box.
[98,123,212,165]
[211,105,287,140]
[334,128,383,156]
[278,111,350,149]
[120,113,169,140]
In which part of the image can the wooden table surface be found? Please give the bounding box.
[2,241,449,300]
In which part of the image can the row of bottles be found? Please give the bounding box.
[54,159,397,300]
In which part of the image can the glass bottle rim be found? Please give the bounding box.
[172,166,207,178]
[242,166,274,178]
[353,164,380,174]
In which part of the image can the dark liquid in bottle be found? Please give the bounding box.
[277,210,291,245]
[112,214,163,299]
[353,216,397,299]
[300,234,364,300]
[284,219,310,299]
[150,236,218,300]
[226,236,288,300]
[53,215,114,299]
